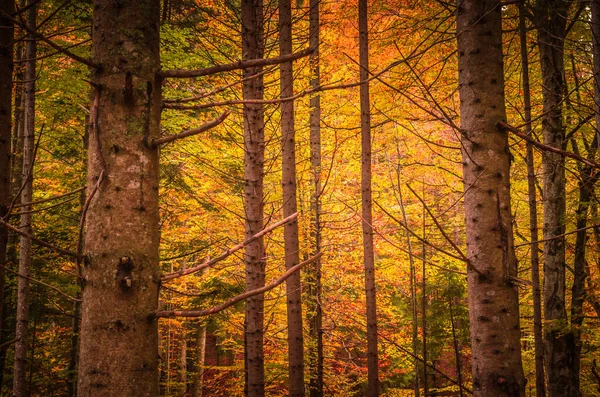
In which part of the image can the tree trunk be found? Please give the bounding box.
[421,185,429,396]
[306,0,324,395]
[535,1,577,395]
[519,6,546,397]
[359,1,378,395]
[449,298,464,397]
[0,0,14,369]
[279,1,305,396]
[456,1,526,395]
[192,324,206,397]
[77,0,162,394]
[13,2,36,395]
[242,1,266,396]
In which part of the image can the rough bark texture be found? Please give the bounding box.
[242,1,266,396]
[279,1,305,396]
[77,0,161,395]
[535,1,577,395]
[307,0,324,395]
[519,7,545,397]
[192,324,207,397]
[359,1,379,395]
[456,1,526,395]
[13,3,35,395]
[0,0,14,361]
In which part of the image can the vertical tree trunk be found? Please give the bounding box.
[179,335,187,393]
[358,1,378,395]
[13,2,36,395]
[0,0,14,362]
[456,1,526,395]
[519,6,546,397]
[192,324,206,397]
[449,298,464,397]
[279,1,305,396]
[421,186,428,396]
[77,0,162,394]
[535,1,577,395]
[241,1,266,396]
[307,0,324,395]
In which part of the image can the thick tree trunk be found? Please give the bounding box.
[456,1,526,395]
[279,1,305,396]
[359,1,378,395]
[0,0,14,363]
[307,0,324,395]
[241,1,266,396]
[77,0,162,394]
[519,6,546,397]
[13,3,36,395]
[535,1,577,395]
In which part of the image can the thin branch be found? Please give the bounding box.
[151,111,230,147]
[76,171,104,280]
[10,195,79,216]
[0,217,80,259]
[159,47,313,79]
[498,121,600,170]
[0,264,80,302]
[161,212,298,281]
[0,10,98,69]
[12,186,86,208]
[155,252,322,317]
[0,339,19,350]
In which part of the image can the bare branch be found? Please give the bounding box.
[151,111,230,147]
[12,186,86,208]
[160,47,313,79]
[0,263,80,301]
[498,121,600,170]
[0,10,98,69]
[161,212,299,281]
[155,252,322,317]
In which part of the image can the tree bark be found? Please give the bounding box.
[359,1,378,395]
[191,324,206,397]
[0,0,14,367]
[279,1,305,396]
[535,1,577,395]
[241,1,266,396]
[77,0,162,394]
[13,2,36,395]
[456,1,526,395]
[519,6,546,397]
[307,0,324,395]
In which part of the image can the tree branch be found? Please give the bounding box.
[0,10,98,69]
[0,263,80,301]
[159,47,313,79]
[12,186,86,208]
[155,252,322,317]
[498,121,600,170]
[161,212,299,281]
[151,111,230,147]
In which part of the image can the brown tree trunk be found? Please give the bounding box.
[0,0,14,362]
[421,186,428,396]
[519,6,546,397]
[279,1,305,396]
[13,2,36,395]
[191,324,206,397]
[359,1,378,395]
[456,1,526,395]
[242,1,266,396]
[77,0,162,394]
[307,0,324,395]
[534,1,578,395]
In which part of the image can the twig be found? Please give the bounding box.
[161,212,298,281]
[0,10,98,69]
[156,252,322,317]
[151,111,230,147]
[0,264,80,301]
[498,121,600,170]
[160,47,313,79]
[76,171,104,280]
[12,186,86,208]
[0,338,19,350]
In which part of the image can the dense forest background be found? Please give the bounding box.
[0,0,599,396]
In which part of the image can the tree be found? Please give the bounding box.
[279,0,305,395]
[77,0,162,394]
[13,2,36,395]
[241,1,267,395]
[456,0,526,395]
[359,0,379,395]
